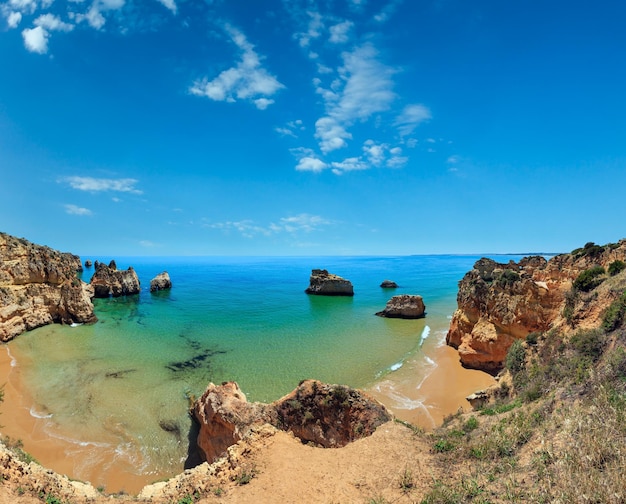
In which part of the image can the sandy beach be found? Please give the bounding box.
[0,333,495,495]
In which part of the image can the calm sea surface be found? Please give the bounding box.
[8,255,524,479]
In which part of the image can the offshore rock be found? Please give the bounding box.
[84,259,93,268]
[305,269,354,296]
[0,233,96,341]
[376,294,425,319]
[447,240,626,372]
[90,262,140,298]
[192,379,391,464]
[150,271,172,292]
[380,280,398,288]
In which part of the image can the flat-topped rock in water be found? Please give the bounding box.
[376,294,426,319]
[305,269,354,296]
[0,233,96,341]
[380,280,398,288]
[150,271,172,292]
[90,261,140,298]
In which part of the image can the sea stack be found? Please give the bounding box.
[376,294,426,319]
[150,271,172,292]
[305,269,354,296]
[90,261,141,298]
[380,280,398,288]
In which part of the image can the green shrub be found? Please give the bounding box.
[570,329,605,362]
[433,438,455,453]
[608,260,626,276]
[573,266,606,292]
[505,340,526,374]
[463,416,479,432]
[602,291,626,332]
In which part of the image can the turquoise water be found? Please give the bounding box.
[9,255,523,481]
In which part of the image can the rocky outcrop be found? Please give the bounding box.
[380,280,398,288]
[84,259,92,268]
[447,240,626,372]
[192,380,391,464]
[90,262,140,298]
[305,269,354,296]
[376,294,425,319]
[0,233,97,341]
[150,271,172,292]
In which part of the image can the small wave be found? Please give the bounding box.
[389,361,403,372]
[419,325,431,346]
[5,346,17,367]
[29,406,53,419]
[70,323,83,328]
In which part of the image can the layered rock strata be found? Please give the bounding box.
[192,380,391,464]
[0,233,96,341]
[305,269,354,296]
[150,271,172,292]
[90,262,140,298]
[447,240,626,372]
[376,294,425,319]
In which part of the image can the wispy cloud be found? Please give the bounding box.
[63,176,143,194]
[293,10,324,47]
[328,20,353,44]
[7,11,22,28]
[156,0,176,14]
[205,213,331,238]
[78,0,125,30]
[64,204,92,216]
[189,24,284,110]
[394,104,431,136]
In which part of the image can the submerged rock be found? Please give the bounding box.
[376,294,425,319]
[305,269,354,296]
[90,262,140,298]
[191,379,391,464]
[150,271,172,292]
[0,232,97,341]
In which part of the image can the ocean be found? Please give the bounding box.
[5,254,523,488]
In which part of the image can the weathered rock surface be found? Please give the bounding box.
[150,271,172,292]
[305,269,354,296]
[84,259,92,268]
[380,280,398,288]
[376,294,425,319]
[0,233,97,341]
[192,380,391,464]
[447,240,626,372]
[90,262,140,298]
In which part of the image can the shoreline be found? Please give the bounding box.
[0,331,495,495]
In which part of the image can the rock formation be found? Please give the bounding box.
[447,240,626,372]
[84,259,92,268]
[90,262,140,298]
[376,294,425,319]
[0,233,97,341]
[305,269,354,296]
[380,280,398,288]
[150,271,172,292]
[192,380,391,464]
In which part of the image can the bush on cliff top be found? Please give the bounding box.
[573,266,606,292]
[603,291,626,332]
[608,260,626,276]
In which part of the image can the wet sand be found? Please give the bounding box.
[0,335,495,495]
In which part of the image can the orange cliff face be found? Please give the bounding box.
[0,233,97,341]
[446,240,626,373]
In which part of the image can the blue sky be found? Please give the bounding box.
[1,0,625,256]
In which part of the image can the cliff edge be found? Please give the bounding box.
[446,239,626,372]
[0,233,96,341]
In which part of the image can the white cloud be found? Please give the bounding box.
[294,10,324,48]
[295,156,328,173]
[22,26,48,53]
[394,104,432,136]
[190,24,284,109]
[362,139,387,166]
[139,240,159,247]
[63,176,143,194]
[331,157,368,174]
[313,43,396,154]
[329,20,353,44]
[278,213,330,232]
[7,11,22,28]
[374,0,402,23]
[8,0,37,14]
[77,0,124,29]
[35,13,74,31]
[207,213,331,237]
[65,204,92,216]
[156,0,176,14]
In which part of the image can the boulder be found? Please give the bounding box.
[191,379,391,464]
[305,269,354,296]
[380,280,398,288]
[90,262,140,298]
[150,271,172,292]
[376,294,425,319]
[0,233,97,341]
[84,260,93,268]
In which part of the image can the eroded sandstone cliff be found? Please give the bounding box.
[90,262,141,297]
[0,233,96,341]
[447,240,626,372]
